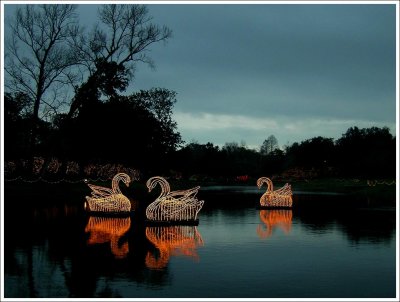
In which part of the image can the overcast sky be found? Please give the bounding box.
[5,2,398,149]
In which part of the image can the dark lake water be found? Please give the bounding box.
[3,185,397,298]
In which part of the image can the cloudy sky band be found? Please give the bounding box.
[3,2,397,148]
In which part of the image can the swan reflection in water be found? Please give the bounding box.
[257,210,292,239]
[85,216,131,258]
[145,226,204,270]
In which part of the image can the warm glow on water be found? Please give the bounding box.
[4,188,396,298]
[85,216,131,259]
[145,226,203,270]
[257,210,292,239]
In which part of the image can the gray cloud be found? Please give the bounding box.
[5,3,395,147]
[133,4,396,132]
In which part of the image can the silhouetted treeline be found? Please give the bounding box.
[170,127,395,179]
[5,88,182,174]
[5,90,395,180]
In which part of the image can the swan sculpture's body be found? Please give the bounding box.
[85,173,131,213]
[145,176,204,222]
[257,177,293,207]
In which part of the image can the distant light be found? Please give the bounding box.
[257,177,293,207]
[146,176,204,222]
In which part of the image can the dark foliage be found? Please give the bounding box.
[5,90,395,179]
[285,136,335,176]
[336,126,395,177]
[172,142,226,177]
[49,93,182,173]
[5,93,53,159]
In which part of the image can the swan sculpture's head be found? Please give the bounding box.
[116,173,131,187]
[146,176,170,194]
[257,177,272,191]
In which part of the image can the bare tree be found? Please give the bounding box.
[67,4,172,118]
[5,4,80,150]
[260,135,279,155]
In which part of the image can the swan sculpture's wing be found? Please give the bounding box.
[87,183,113,198]
[161,196,204,220]
[86,193,131,212]
[274,183,292,196]
[167,186,200,200]
[166,196,199,209]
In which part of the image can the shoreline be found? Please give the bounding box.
[4,177,396,209]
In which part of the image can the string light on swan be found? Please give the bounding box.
[146,176,204,222]
[85,173,132,213]
[257,177,293,208]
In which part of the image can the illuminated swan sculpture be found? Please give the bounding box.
[85,173,132,213]
[146,176,204,222]
[257,177,293,207]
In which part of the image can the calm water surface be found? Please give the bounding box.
[4,186,397,298]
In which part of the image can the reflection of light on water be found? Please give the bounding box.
[85,216,131,258]
[33,205,79,219]
[145,226,204,270]
[257,210,292,239]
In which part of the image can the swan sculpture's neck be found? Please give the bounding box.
[147,176,171,200]
[112,173,129,194]
[257,177,273,192]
